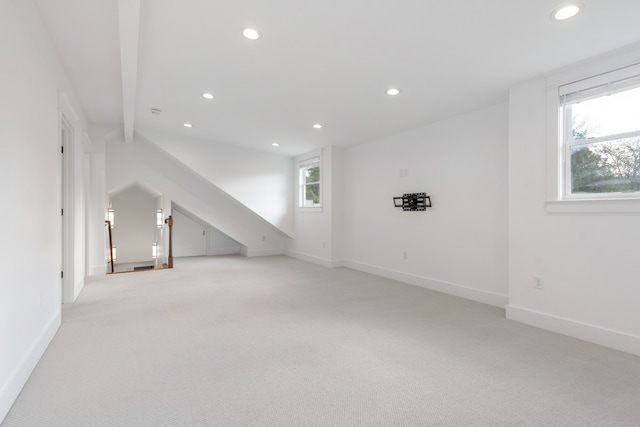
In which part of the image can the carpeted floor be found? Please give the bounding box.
[3,255,640,426]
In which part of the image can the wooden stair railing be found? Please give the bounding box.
[105,220,114,273]
[165,215,173,268]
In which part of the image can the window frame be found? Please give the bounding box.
[560,69,640,200]
[545,50,640,213]
[297,152,322,212]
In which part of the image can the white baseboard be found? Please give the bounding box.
[0,311,61,423]
[207,248,242,256]
[245,248,284,257]
[284,250,338,268]
[506,305,640,357]
[329,259,345,268]
[343,260,508,308]
[281,254,506,307]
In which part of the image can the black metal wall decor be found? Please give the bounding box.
[393,193,432,211]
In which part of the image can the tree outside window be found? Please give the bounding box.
[563,78,640,197]
[299,158,321,207]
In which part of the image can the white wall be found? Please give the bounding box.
[140,130,294,237]
[506,64,640,355]
[286,147,344,267]
[107,134,288,257]
[173,208,207,257]
[0,0,87,421]
[85,130,108,276]
[111,185,157,264]
[341,104,509,307]
[63,115,86,302]
[173,206,242,257]
[206,227,242,256]
[330,147,345,262]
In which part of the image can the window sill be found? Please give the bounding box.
[545,198,640,213]
[298,207,323,213]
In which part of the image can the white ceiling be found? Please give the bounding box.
[36,0,640,156]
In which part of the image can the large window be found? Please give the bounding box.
[299,156,321,208]
[560,68,640,199]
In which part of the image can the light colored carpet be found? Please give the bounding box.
[3,255,640,426]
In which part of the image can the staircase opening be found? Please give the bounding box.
[108,183,167,273]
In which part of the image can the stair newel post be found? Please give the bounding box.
[105,220,114,273]
[165,215,173,268]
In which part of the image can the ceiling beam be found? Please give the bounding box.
[117,0,140,143]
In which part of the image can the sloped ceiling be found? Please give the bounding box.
[36,0,640,156]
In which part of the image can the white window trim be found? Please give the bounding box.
[545,46,640,213]
[297,149,323,213]
[561,78,640,200]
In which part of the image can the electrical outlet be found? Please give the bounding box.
[533,276,544,290]
[403,251,408,260]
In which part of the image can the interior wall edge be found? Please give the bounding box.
[90,265,108,276]
[506,305,640,357]
[284,249,335,269]
[0,312,61,424]
[343,260,508,309]
[72,276,85,302]
[282,251,508,308]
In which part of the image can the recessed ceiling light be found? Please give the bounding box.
[202,93,214,100]
[551,3,583,21]
[183,123,193,128]
[386,88,401,96]
[272,143,280,147]
[313,123,322,129]
[243,28,260,40]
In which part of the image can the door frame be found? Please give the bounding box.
[59,92,79,304]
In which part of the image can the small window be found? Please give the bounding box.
[299,157,321,208]
[560,69,640,198]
